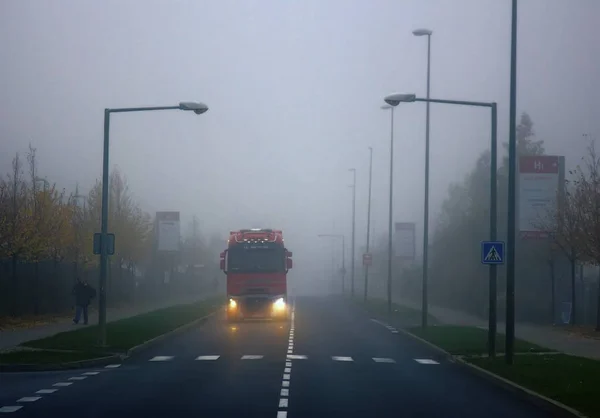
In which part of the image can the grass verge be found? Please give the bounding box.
[0,349,110,365]
[468,355,600,418]
[357,297,439,327]
[17,297,222,355]
[408,325,552,356]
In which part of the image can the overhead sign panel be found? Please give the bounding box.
[156,211,181,252]
[394,222,416,261]
[518,156,562,239]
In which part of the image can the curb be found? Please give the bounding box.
[395,326,586,418]
[0,309,218,373]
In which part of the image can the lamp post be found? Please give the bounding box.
[318,234,346,294]
[98,101,208,346]
[364,147,373,303]
[384,93,498,356]
[349,168,356,298]
[413,28,433,328]
[381,103,399,315]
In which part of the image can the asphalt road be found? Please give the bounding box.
[0,296,554,417]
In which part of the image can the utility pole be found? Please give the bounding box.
[364,147,373,303]
[349,168,357,298]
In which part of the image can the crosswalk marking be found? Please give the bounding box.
[0,406,23,413]
[53,382,73,387]
[287,354,307,359]
[195,355,220,361]
[17,397,41,403]
[105,364,121,368]
[241,355,263,360]
[69,376,87,381]
[82,372,100,375]
[149,356,174,362]
[332,356,353,362]
[36,389,58,394]
[414,359,439,364]
[373,357,396,363]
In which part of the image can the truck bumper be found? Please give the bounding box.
[227,295,289,321]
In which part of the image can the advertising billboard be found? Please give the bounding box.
[156,211,181,252]
[518,155,562,239]
[394,222,416,261]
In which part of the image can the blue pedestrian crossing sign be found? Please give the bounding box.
[481,241,505,265]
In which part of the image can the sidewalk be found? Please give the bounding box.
[398,298,600,361]
[0,292,216,352]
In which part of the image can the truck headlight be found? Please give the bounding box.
[229,299,237,309]
[273,298,286,311]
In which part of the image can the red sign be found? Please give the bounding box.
[363,253,372,266]
[519,156,559,174]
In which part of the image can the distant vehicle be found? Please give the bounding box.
[220,228,293,322]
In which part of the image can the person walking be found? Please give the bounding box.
[72,277,96,325]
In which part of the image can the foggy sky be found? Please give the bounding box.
[1,0,599,281]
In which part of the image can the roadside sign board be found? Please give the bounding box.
[394,222,416,261]
[363,253,372,266]
[156,211,181,252]
[481,241,505,265]
[93,233,115,255]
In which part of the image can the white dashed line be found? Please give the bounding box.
[0,406,23,413]
[105,364,121,368]
[36,389,58,394]
[149,356,174,362]
[415,359,439,364]
[332,356,353,362]
[279,398,289,408]
[277,305,295,417]
[284,367,291,373]
[196,355,220,361]
[16,397,41,403]
[82,371,100,375]
[286,354,307,359]
[277,412,287,418]
[283,373,291,380]
[241,355,264,360]
[69,376,87,381]
[280,388,289,396]
[282,380,290,387]
[373,357,396,363]
[53,382,73,387]
[286,361,292,367]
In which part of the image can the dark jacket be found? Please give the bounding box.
[72,282,96,306]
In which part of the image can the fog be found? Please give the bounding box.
[1,0,599,295]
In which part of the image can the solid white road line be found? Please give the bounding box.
[0,406,23,413]
[195,355,220,361]
[415,359,439,364]
[279,398,289,408]
[277,411,287,418]
[17,397,41,403]
[280,388,289,396]
[69,376,87,381]
[53,382,73,387]
[82,372,100,375]
[149,356,174,362]
[241,355,263,360]
[373,357,396,363]
[35,389,58,394]
[332,356,353,362]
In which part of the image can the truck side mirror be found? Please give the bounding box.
[286,251,293,258]
[220,250,228,273]
[220,259,225,270]
[286,258,293,270]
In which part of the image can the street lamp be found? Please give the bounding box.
[99,101,209,346]
[384,92,498,355]
[364,147,373,303]
[349,168,356,298]
[380,102,398,315]
[317,234,346,294]
[413,27,433,329]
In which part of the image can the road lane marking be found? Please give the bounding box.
[284,367,291,373]
[105,364,121,368]
[287,350,293,354]
[279,398,288,408]
[277,412,287,418]
[282,380,290,387]
[332,356,353,362]
[53,382,73,387]
[0,406,23,413]
[286,362,292,367]
[415,359,439,364]
[280,388,289,396]
[196,355,220,361]
[373,357,396,363]
[391,330,399,333]
[35,389,58,394]
[82,372,100,375]
[69,376,87,381]
[283,373,290,380]
[287,354,307,359]
[17,397,41,403]
[149,356,174,362]
[241,355,263,360]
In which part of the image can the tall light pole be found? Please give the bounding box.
[381,103,399,315]
[385,92,498,357]
[413,27,433,328]
[349,168,356,298]
[318,234,346,294]
[506,0,518,365]
[364,147,373,303]
[99,101,208,347]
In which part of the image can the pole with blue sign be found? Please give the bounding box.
[481,240,505,358]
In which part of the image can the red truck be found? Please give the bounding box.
[219,228,293,322]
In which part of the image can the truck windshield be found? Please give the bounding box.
[228,246,285,273]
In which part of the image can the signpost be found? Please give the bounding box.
[394,222,416,262]
[363,253,372,266]
[481,240,505,358]
[518,156,563,239]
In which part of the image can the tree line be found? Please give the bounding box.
[0,144,221,317]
